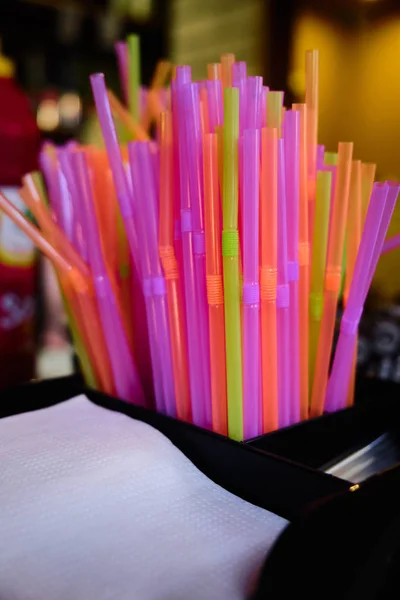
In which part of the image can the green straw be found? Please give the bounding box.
[266,91,284,137]
[222,87,243,441]
[127,34,141,122]
[309,170,332,391]
[324,152,338,166]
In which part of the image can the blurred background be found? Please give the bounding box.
[1,0,400,382]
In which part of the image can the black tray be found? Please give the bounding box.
[247,377,400,471]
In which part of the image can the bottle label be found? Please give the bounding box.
[0,187,36,267]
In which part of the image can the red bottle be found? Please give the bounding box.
[0,53,40,389]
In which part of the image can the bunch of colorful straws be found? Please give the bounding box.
[0,36,398,441]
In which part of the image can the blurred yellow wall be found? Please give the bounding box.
[291,11,400,300]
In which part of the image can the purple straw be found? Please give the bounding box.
[277,138,291,428]
[242,129,261,439]
[283,110,300,424]
[184,83,212,428]
[206,79,223,133]
[262,86,269,128]
[245,76,263,131]
[70,150,145,406]
[129,141,177,418]
[317,145,325,168]
[175,68,209,428]
[325,182,398,412]
[232,62,247,136]
[90,73,139,268]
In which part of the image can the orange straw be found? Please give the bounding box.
[203,132,228,436]
[305,50,319,246]
[0,187,116,395]
[107,90,150,141]
[344,160,362,407]
[310,142,353,418]
[207,63,221,81]
[260,127,279,432]
[159,111,192,423]
[293,103,310,416]
[361,162,376,227]
[200,88,210,135]
[221,53,235,89]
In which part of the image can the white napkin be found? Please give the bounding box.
[0,395,287,600]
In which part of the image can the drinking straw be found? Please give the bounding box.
[107,90,150,141]
[309,170,332,396]
[129,141,176,416]
[174,67,209,428]
[381,233,400,255]
[0,189,113,393]
[183,83,212,428]
[262,87,269,128]
[343,160,362,407]
[200,87,210,134]
[90,73,139,265]
[325,181,400,412]
[305,49,319,246]
[317,145,325,168]
[39,147,73,242]
[207,63,221,81]
[246,77,263,130]
[127,33,141,121]
[203,133,228,435]
[310,141,353,418]
[19,178,99,390]
[242,128,261,438]
[324,152,338,166]
[206,79,223,133]
[232,62,247,136]
[293,103,310,409]
[115,40,129,105]
[283,110,301,422]
[222,87,243,441]
[276,138,291,428]
[260,127,278,432]
[159,111,192,422]
[221,53,235,89]
[361,162,376,226]
[71,150,145,405]
[266,92,284,136]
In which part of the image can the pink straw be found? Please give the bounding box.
[325,182,399,412]
[242,128,261,438]
[277,138,291,428]
[245,77,263,131]
[129,141,176,417]
[232,62,247,136]
[70,150,145,405]
[175,67,209,428]
[283,110,300,423]
[206,79,223,133]
[380,233,400,256]
[261,86,269,128]
[90,73,139,267]
[183,83,212,427]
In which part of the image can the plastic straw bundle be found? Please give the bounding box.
[1,37,399,441]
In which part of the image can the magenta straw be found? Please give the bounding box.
[129,141,177,418]
[232,62,247,136]
[381,233,400,256]
[115,41,129,105]
[242,129,261,439]
[90,73,139,267]
[325,182,395,413]
[283,110,300,423]
[183,83,212,428]
[128,142,176,417]
[39,147,66,230]
[57,148,88,262]
[70,150,145,405]
[317,145,325,168]
[245,76,263,130]
[277,138,291,428]
[206,79,223,133]
[175,67,208,428]
[262,86,269,128]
